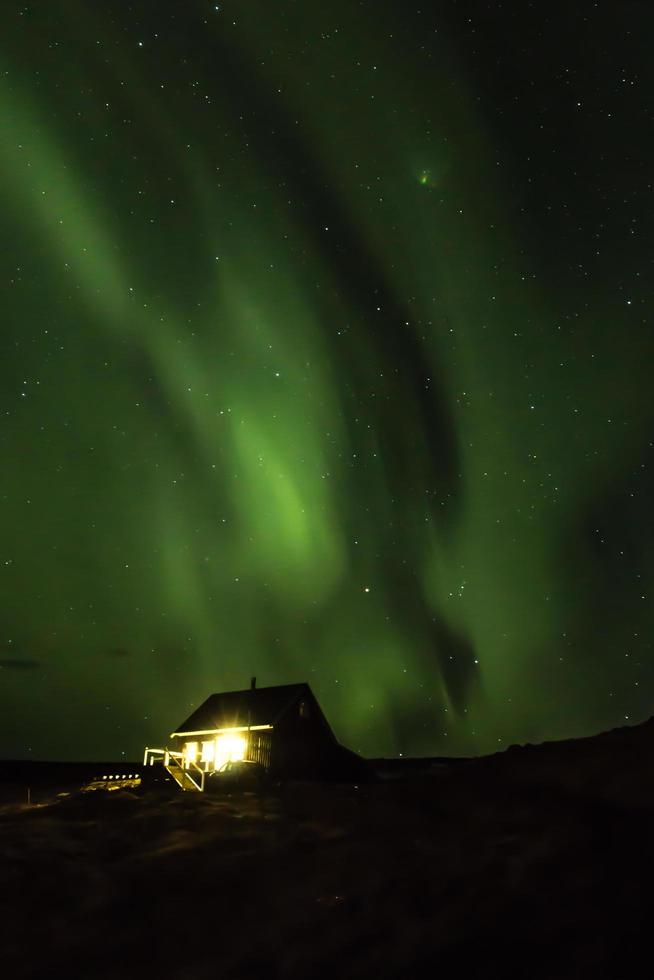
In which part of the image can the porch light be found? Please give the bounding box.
[215,731,247,768]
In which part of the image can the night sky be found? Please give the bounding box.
[2,1,652,762]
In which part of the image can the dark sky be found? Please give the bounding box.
[1,1,653,761]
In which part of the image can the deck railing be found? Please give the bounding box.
[143,746,170,766]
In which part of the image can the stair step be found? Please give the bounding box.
[164,764,203,791]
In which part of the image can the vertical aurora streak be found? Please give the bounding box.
[1,1,652,760]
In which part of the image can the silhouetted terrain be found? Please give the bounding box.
[3,721,654,979]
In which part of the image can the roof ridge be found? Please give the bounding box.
[172,682,315,735]
[205,681,310,699]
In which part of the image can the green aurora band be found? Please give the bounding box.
[1,2,652,759]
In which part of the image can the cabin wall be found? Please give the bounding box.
[263,695,347,777]
[246,730,272,768]
[275,695,336,741]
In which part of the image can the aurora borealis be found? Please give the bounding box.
[1,1,652,761]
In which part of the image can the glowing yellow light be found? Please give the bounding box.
[201,740,215,763]
[184,741,198,766]
[214,731,247,768]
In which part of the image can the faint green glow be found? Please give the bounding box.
[0,1,647,762]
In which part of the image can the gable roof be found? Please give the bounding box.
[172,682,321,736]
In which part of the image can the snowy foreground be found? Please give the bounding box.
[2,722,654,980]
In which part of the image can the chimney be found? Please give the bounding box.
[250,676,256,690]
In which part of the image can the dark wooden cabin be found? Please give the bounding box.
[144,679,367,788]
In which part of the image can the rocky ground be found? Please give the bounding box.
[3,720,654,979]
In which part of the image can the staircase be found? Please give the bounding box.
[143,746,205,792]
[165,753,205,792]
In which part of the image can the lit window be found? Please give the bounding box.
[214,732,247,768]
[184,741,198,766]
[201,740,215,763]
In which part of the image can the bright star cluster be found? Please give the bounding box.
[0,1,652,761]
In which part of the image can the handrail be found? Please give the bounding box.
[165,750,205,791]
[185,758,206,792]
[143,746,205,791]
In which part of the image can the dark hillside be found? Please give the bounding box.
[2,721,654,978]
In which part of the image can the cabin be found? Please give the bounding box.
[143,679,367,790]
